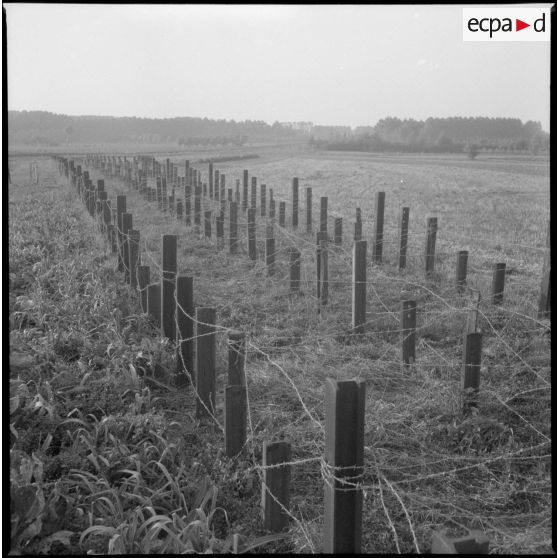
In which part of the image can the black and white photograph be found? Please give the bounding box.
[6,3,553,554]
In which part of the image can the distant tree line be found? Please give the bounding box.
[7,111,303,146]
[312,116,549,155]
[8,111,549,155]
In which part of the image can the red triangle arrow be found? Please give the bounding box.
[516,19,530,31]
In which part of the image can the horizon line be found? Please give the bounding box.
[7,108,548,132]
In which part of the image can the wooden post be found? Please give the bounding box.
[137,265,150,313]
[538,223,550,319]
[209,162,214,198]
[220,173,225,202]
[352,240,367,334]
[195,307,216,419]
[316,231,327,300]
[235,179,240,204]
[121,213,133,283]
[228,330,246,386]
[217,205,225,246]
[279,202,286,227]
[176,200,183,220]
[491,263,506,304]
[354,208,362,242]
[116,195,126,272]
[204,211,212,238]
[292,177,299,229]
[401,300,416,366]
[185,185,191,226]
[462,332,482,415]
[372,192,385,263]
[242,170,248,212]
[147,283,161,326]
[225,385,247,457]
[251,177,257,210]
[89,180,96,215]
[466,291,481,334]
[161,235,177,341]
[247,208,257,260]
[194,186,201,225]
[269,198,276,219]
[306,187,312,233]
[169,189,175,214]
[289,248,301,293]
[324,379,365,554]
[214,169,220,200]
[176,276,194,387]
[320,196,328,234]
[128,230,140,288]
[229,201,238,254]
[456,251,468,293]
[425,217,438,276]
[262,441,292,532]
[398,207,409,270]
[261,184,267,217]
[228,188,233,203]
[334,218,342,245]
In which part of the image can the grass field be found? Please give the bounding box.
[9,148,551,554]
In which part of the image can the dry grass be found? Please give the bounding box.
[9,150,551,554]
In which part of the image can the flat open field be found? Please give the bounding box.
[9,148,551,554]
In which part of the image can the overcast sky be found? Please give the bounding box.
[4,4,552,129]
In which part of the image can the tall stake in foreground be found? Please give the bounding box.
[161,235,177,341]
[352,240,367,334]
[372,192,385,263]
[262,441,292,532]
[425,217,438,276]
[324,379,365,553]
[292,177,299,229]
[398,207,409,270]
[176,276,194,387]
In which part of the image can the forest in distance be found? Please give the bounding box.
[8,110,549,155]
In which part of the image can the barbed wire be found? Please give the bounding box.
[48,154,551,550]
